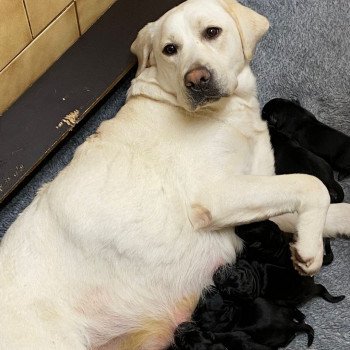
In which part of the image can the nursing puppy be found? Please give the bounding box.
[235,220,334,267]
[233,298,314,348]
[192,293,313,348]
[1,1,350,349]
[269,127,344,203]
[213,260,345,306]
[262,98,350,181]
[171,322,274,350]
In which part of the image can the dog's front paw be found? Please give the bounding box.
[290,240,323,276]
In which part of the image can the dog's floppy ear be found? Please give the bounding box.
[131,22,155,77]
[221,0,269,61]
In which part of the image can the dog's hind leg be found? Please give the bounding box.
[323,203,350,237]
[271,203,350,238]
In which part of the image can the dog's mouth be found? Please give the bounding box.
[188,90,228,110]
[198,95,221,105]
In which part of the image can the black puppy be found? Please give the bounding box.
[235,220,334,267]
[232,222,344,305]
[171,322,274,350]
[170,221,341,350]
[269,127,344,203]
[214,331,276,350]
[192,291,314,348]
[233,297,314,348]
[262,98,350,181]
[213,259,345,307]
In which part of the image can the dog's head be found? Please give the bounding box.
[131,0,269,111]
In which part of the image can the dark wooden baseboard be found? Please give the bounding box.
[0,0,184,203]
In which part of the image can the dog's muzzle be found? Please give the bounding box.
[184,66,222,109]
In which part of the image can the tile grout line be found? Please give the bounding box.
[0,3,76,76]
[73,1,82,36]
[22,0,34,39]
[31,2,76,39]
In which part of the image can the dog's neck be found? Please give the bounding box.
[127,65,261,120]
[127,67,180,108]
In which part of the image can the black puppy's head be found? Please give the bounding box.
[261,98,316,133]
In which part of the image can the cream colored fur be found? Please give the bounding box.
[0,0,349,349]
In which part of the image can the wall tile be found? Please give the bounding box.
[0,0,32,71]
[24,0,73,37]
[0,4,79,114]
[76,0,117,34]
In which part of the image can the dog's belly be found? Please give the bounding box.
[91,292,199,350]
[44,141,240,346]
[74,227,239,346]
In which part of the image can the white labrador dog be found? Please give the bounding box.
[0,0,349,349]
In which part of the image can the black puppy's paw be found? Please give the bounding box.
[173,322,217,350]
[322,238,334,266]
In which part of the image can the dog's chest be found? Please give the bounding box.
[181,113,275,177]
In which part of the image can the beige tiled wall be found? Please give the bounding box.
[76,0,117,33]
[0,4,79,113]
[0,0,32,71]
[24,0,73,37]
[0,0,117,114]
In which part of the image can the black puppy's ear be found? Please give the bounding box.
[261,110,278,126]
[261,105,270,121]
[261,100,278,124]
[268,114,278,126]
[338,170,350,181]
[291,99,301,106]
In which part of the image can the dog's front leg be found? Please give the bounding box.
[189,174,330,276]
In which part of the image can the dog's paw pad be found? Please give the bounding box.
[293,250,314,267]
[290,244,322,276]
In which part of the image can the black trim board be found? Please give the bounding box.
[0,0,184,203]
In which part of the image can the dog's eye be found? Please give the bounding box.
[163,44,178,56]
[204,27,222,40]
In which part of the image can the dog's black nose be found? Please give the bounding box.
[185,67,211,91]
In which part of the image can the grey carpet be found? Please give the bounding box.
[0,1,349,349]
